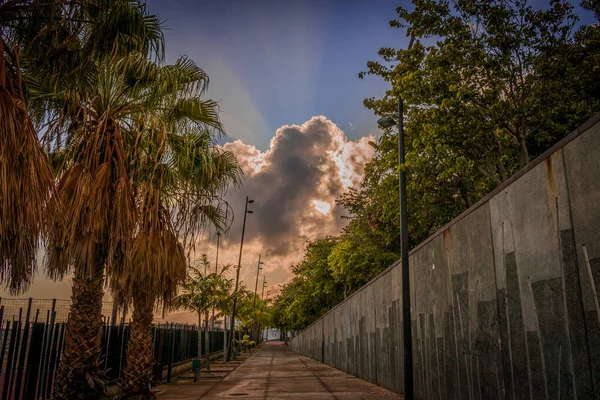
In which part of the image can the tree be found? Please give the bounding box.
[273,0,600,334]
[0,1,56,294]
[235,290,271,339]
[271,238,344,333]
[2,2,164,397]
[36,12,163,398]
[105,54,241,396]
[357,0,600,247]
[173,257,233,375]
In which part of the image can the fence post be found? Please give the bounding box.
[24,316,45,399]
[104,316,112,372]
[6,308,23,399]
[42,302,57,398]
[167,323,175,383]
[14,299,33,399]
[118,317,126,378]
[156,325,165,382]
[1,320,12,400]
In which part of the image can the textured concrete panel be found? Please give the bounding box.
[288,115,600,399]
[563,118,600,398]
[390,264,404,393]
[373,273,390,389]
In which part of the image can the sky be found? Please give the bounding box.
[144,0,406,148]
[137,0,410,322]
[0,0,402,312]
[2,0,596,323]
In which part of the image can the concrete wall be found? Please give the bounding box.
[289,114,600,399]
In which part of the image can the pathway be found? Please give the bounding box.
[157,341,401,399]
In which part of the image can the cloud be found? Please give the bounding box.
[224,116,373,252]
[201,116,375,296]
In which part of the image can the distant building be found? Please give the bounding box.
[262,328,280,341]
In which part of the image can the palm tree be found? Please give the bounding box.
[0,1,65,294]
[235,291,271,340]
[44,54,152,399]
[173,257,234,376]
[42,54,170,400]
[2,4,162,397]
[114,57,241,396]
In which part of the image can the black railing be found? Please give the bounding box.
[0,298,230,400]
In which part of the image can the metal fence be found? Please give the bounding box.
[0,298,118,324]
[0,298,230,400]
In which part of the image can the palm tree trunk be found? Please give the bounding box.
[122,295,154,397]
[53,273,104,399]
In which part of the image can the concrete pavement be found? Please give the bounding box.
[157,341,401,399]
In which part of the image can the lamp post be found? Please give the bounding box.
[377,99,414,399]
[215,231,221,274]
[211,231,221,330]
[227,196,254,361]
[253,255,264,307]
[261,277,267,301]
[253,255,264,343]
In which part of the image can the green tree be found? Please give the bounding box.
[173,258,233,374]
[0,0,151,294]
[357,0,600,248]
[271,238,344,333]
[273,0,600,333]
[235,291,271,339]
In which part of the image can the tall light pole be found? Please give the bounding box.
[215,231,221,274]
[377,98,414,399]
[253,256,264,343]
[211,231,221,330]
[261,277,267,301]
[227,196,254,361]
[253,254,263,307]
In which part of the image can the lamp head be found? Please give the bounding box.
[377,116,396,128]
[247,210,254,214]
[248,199,255,204]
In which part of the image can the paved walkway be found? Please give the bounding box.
[157,341,401,399]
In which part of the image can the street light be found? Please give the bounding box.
[211,231,222,330]
[377,98,414,399]
[253,255,264,307]
[227,196,254,361]
[252,255,265,342]
[261,278,267,301]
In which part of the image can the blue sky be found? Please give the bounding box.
[145,0,407,148]
[145,0,596,149]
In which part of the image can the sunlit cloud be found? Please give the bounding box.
[209,116,375,294]
[312,200,332,215]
